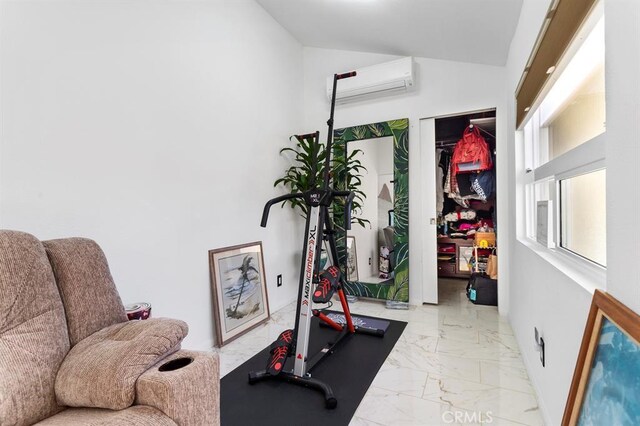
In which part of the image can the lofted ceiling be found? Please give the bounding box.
[256,0,524,66]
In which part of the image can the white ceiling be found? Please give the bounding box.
[256,0,524,66]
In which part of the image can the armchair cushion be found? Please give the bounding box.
[35,405,177,426]
[55,318,188,410]
[43,238,128,347]
[0,230,70,426]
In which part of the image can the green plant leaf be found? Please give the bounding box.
[273,133,369,225]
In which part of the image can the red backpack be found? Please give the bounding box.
[451,126,492,174]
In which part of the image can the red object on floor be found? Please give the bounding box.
[315,310,343,331]
[337,289,355,334]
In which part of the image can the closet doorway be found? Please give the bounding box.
[421,109,497,305]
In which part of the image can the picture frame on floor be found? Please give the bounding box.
[562,290,640,425]
[346,236,359,282]
[458,246,474,272]
[209,241,270,347]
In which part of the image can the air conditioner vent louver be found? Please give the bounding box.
[327,57,415,103]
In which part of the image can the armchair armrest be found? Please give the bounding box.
[135,350,220,426]
[55,318,187,410]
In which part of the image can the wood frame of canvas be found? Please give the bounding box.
[563,290,640,424]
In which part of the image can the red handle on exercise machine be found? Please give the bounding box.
[336,71,357,80]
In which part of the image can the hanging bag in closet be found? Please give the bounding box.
[451,126,492,174]
[486,249,498,280]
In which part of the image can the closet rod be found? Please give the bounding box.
[436,139,459,148]
[437,125,496,148]
[476,126,496,139]
[469,124,496,139]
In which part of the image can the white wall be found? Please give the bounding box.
[0,0,305,349]
[303,47,509,310]
[505,0,640,424]
[604,0,640,315]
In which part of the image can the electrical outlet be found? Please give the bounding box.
[277,274,282,287]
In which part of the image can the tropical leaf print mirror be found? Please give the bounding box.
[333,118,409,304]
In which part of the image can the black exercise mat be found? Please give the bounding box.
[220,313,407,426]
[323,312,392,333]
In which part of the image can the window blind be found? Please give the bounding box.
[515,0,598,128]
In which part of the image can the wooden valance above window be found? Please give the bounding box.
[515,0,598,128]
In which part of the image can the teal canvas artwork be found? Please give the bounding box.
[578,317,640,425]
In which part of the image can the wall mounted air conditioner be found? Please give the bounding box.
[327,57,415,103]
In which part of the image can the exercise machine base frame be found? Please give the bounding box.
[247,320,386,409]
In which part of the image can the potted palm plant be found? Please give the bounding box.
[274,134,370,229]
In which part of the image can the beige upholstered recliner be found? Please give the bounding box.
[0,230,220,426]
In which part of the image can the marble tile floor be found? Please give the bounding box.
[217,278,543,425]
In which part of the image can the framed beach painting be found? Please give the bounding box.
[209,242,270,347]
[563,290,640,425]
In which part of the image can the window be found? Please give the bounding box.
[519,6,606,271]
[560,170,606,267]
[537,17,606,162]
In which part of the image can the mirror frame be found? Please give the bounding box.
[333,118,409,303]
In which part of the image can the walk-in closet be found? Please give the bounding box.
[435,109,498,304]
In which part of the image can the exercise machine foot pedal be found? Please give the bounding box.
[312,266,341,303]
[266,329,293,375]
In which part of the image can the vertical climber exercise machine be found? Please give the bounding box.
[248,71,387,409]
